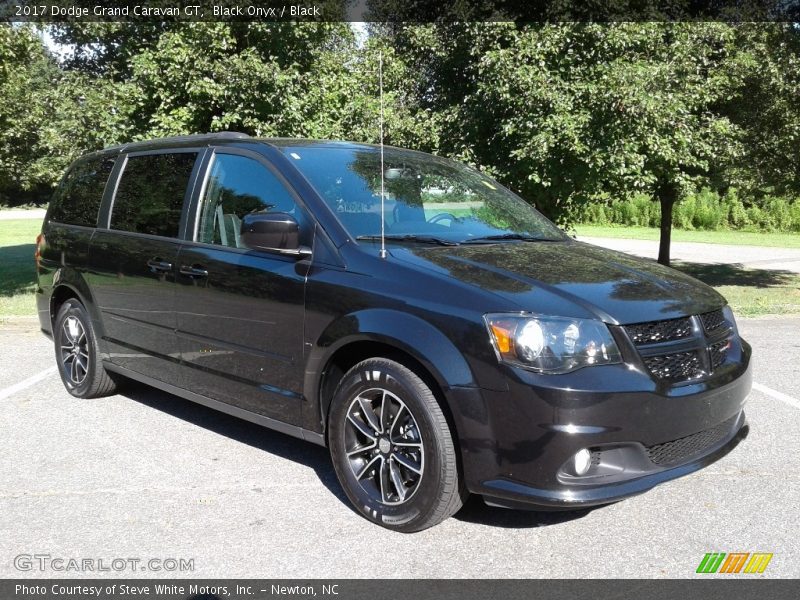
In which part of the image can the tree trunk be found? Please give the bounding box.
[657,185,677,266]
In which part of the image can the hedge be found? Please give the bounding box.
[577,189,800,233]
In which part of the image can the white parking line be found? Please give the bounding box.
[753,382,800,410]
[0,366,57,401]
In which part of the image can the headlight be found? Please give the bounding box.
[484,313,622,374]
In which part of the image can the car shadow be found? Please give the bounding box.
[0,243,36,297]
[118,380,347,504]
[119,380,595,530]
[453,495,593,529]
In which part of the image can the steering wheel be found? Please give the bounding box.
[428,213,459,225]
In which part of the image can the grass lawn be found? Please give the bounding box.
[573,224,800,249]
[0,219,42,317]
[673,262,800,317]
[716,283,800,317]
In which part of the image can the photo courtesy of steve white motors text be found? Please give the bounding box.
[14,582,340,598]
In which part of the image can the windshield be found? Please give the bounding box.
[281,145,566,244]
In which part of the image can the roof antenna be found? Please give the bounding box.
[378,50,388,260]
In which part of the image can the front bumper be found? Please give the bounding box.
[449,339,752,510]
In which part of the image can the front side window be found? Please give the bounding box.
[49,156,116,227]
[110,152,197,238]
[197,153,308,248]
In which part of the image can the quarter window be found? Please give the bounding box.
[197,153,308,248]
[49,156,116,227]
[110,152,197,238]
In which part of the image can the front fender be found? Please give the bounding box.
[304,308,478,433]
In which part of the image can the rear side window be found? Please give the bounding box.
[110,152,197,238]
[49,156,116,227]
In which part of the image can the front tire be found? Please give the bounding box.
[328,358,466,532]
[54,299,117,398]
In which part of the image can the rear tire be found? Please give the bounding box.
[328,358,466,532]
[54,299,118,398]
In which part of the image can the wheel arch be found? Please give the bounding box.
[304,309,478,442]
[50,283,84,322]
[49,272,104,338]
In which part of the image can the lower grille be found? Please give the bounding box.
[645,415,738,466]
[643,351,703,381]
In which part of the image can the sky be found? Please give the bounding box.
[38,22,370,60]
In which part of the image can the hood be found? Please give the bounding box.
[389,239,725,325]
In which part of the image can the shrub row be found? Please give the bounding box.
[578,189,800,233]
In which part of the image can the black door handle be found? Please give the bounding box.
[147,259,173,273]
[180,264,209,278]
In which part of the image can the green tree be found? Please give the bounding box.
[385,22,755,265]
[721,24,800,200]
[1,20,383,202]
[0,24,138,205]
[0,24,58,204]
[7,18,798,236]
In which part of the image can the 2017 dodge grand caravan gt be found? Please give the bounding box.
[36,133,751,531]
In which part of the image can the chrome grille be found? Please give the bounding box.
[643,351,703,381]
[646,415,738,466]
[624,317,693,345]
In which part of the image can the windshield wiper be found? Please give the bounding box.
[356,234,460,246]
[461,233,560,244]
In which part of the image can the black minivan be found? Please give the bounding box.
[36,132,751,531]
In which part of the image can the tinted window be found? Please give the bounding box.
[110,152,197,238]
[197,153,308,248]
[49,156,116,227]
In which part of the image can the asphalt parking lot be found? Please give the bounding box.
[1,316,798,579]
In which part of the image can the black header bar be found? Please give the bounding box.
[2,0,800,22]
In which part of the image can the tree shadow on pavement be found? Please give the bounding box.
[0,243,36,297]
[672,261,797,288]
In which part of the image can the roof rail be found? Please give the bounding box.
[105,131,250,151]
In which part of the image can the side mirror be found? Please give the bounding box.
[240,212,312,259]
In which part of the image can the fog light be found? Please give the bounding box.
[573,449,592,476]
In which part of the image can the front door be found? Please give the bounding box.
[174,150,310,424]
